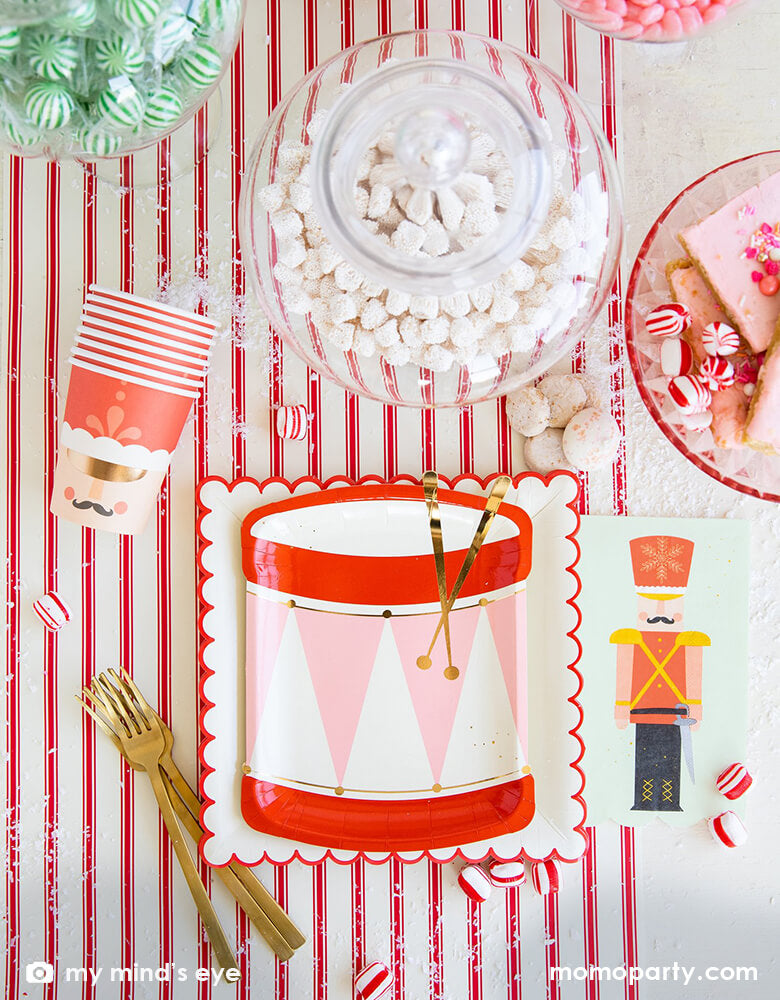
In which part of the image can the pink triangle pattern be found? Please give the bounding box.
[486,590,528,754]
[245,594,290,759]
[391,605,482,782]
[294,607,385,784]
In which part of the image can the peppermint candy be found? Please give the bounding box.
[179,41,223,89]
[113,0,162,28]
[668,374,712,415]
[155,12,194,64]
[96,79,145,128]
[487,860,527,888]
[457,864,493,903]
[531,858,562,895]
[4,119,42,147]
[275,404,308,440]
[645,302,691,338]
[354,962,393,1000]
[708,810,747,848]
[94,34,145,77]
[0,25,21,59]
[143,85,184,129]
[33,592,72,631]
[716,763,752,800]
[27,33,79,81]
[24,82,74,129]
[55,0,97,32]
[701,321,739,357]
[77,125,123,157]
[699,356,735,391]
[660,337,693,377]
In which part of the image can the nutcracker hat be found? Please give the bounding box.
[61,286,216,471]
[629,535,694,600]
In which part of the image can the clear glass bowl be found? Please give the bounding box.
[0,0,244,160]
[241,30,623,408]
[552,0,749,43]
[625,150,780,503]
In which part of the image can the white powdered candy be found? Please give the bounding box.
[562,407,620,470]
[537,373,588,427]
[523,427,574,474]
[259,98,598,369]
[505,387,551,437]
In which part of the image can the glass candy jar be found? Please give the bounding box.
[0,0,244,160]
[241,30,623,408]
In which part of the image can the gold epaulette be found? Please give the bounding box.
[609,627,642,645]
[676,630,711,647]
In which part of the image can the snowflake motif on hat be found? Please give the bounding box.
[639,537,685,583]
[85,403,141,443]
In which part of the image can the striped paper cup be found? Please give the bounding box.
[51,287,217,535]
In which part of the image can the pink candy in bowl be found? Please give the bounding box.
[554,0,748,42]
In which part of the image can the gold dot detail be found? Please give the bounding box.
[432,783,442,793]
[382,609,392,618]
[417,655,432,670]
[522,766,532,775]
[242,764,252,775]
[444,665,459,681]
[479,597,488,607]
[334,786,345,796]
[287,599,296,608]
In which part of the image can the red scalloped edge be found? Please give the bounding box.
[195,471,586,868]
[625,149,780,505]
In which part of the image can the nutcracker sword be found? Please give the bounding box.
[674,703,696,784]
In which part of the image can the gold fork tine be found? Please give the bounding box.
[76,695,123,753]
[97,674,144,733]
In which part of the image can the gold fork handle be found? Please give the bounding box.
[147,765,239,975]
[159,771,300,959]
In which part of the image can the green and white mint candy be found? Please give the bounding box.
[24,81,75,129]
[155,11,194,65]
[77,124,123,156]
[142,84,183,129]
[96,77,145,128]
[0,26,21,59]
[26,32,79,81]
[55,0,97,32]
[94,33,145,76]
[178,41,222,90]
[112,0,161,29]
[3,119,43,148]
[192,0,242,33]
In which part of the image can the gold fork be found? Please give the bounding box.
[86,671,239,976]
[78,671,304,959]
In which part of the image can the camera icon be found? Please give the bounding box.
[26,962,54,984]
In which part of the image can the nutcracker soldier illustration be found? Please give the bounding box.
[610,535,710,812]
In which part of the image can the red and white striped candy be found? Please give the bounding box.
[668,374,712,414]
[354,962,393,1000]
[457,864,492,902]
[531,858,562,895]
[702,321,740,357]
[708,810,747,848]
[716,762,753,800]
[699,356,735,390]
[660,336,693,376]
[487,860,527,888]
[646,302,691,338]
[275,404,308,440]
[33,591,72,631]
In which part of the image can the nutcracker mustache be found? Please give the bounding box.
[71,499,114,518]
[647,615,675,624]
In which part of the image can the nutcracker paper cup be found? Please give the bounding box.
[240,484,535,853]
[51,287,216,535]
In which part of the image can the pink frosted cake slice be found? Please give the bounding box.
[744,319,780,455]
[678,171,780,354]
[668,261,750,450]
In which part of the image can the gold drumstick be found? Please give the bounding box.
[418,476,512,676]
[418,471,457,679]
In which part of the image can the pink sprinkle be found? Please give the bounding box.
[766,261,780,276]
[751,271,763,283]
[761,222,773,235]
[745,246,758,259]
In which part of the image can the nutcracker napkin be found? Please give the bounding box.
[576,516,749,827]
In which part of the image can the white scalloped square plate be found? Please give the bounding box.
[197,472,586,866]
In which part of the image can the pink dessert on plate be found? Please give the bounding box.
[678,172,780,355]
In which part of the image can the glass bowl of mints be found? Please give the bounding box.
[0,0,244,160]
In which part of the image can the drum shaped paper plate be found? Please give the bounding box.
[197,473,585,866]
